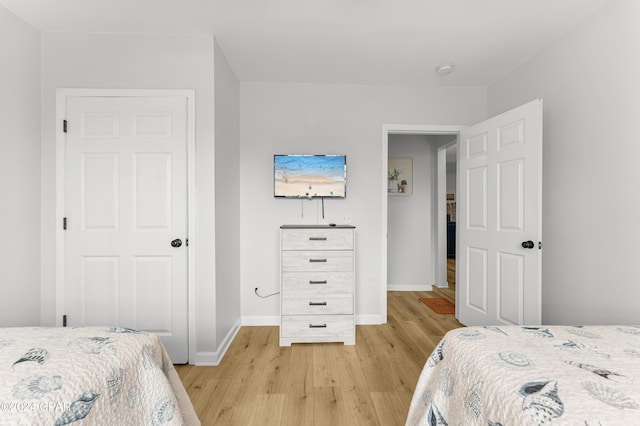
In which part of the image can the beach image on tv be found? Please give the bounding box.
[274,155,346,197]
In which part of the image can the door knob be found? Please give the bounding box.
[521,240,534,249]
[171,239,182,248]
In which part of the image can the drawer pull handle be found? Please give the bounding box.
[309,259,327,263]
[309,280,328,284]
[309,302,327,306]
[309,324,327,328]
[309,237,327,241]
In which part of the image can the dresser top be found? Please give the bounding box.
[280,224,355,229]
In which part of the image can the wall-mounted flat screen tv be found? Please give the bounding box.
[274,154,346,198]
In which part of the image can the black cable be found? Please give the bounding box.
[254,287,280,298]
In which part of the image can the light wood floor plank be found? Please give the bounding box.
[312,343,341,387]
[247,394,285,426]
[353,325,397,392]
[286,343,314,395]
[190,378,231,424]
[313,386,347,426]
[370,391,409,426]
[281,393,313,426]
[281,344,315,425]
[207,377,254,425]
[176,291,463,425]
[341,385,381,426]
[335,345,369,390]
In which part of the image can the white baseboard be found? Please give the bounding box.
[241,315,279,326]
[356,314,386,325]
[192,351,217,366]
[191,318,241,366]
[215,318,241,364]
[387,284,432,291]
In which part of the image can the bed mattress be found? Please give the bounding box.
[0,327,199,425]
[406,325,640,425]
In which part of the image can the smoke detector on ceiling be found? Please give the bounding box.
[435,62,454,76]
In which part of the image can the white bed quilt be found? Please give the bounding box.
[0,327,200,426]
[406,325,640,425]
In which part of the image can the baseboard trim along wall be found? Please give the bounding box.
[356,314,386,325]
[193,318,241,366]
[241,316,280,326]
[387,284,432,291]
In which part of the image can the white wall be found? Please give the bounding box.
[488,0,640,324]
[387,134,436,290]
[0,6,41,326]
[39,32,219,361]
[239,82,486,324]
[213,39,241,361]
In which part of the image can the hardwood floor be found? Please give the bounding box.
[176,292,463,425]
[432,258,456,304]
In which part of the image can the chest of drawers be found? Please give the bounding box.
[280,225,356,346]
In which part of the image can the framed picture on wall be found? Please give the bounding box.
[388,157,413,195]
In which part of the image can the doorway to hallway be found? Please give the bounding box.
[381,124,465,321]
[387,134,457,293]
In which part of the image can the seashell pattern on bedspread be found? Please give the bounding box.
[406,325,640,425]
[0,327,200,425]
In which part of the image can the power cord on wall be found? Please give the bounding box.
[254,287,280,298]
[300,196,325,219]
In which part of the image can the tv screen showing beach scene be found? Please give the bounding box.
[274,155,346,198]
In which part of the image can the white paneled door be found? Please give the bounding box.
[63,95,189,363]
[457,99,542,326]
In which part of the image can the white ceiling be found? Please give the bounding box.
[0,0,611,86]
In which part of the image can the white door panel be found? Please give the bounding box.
[467,166,487,230]
[64,96,188,363]
[81,154,119,230]
[134,154,172,229]
[458,99,542,326]
[497,251,524,324]
[467,247,488,313]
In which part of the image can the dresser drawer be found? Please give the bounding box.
[282,294,353,315]
[282,228,353,250]
[281,315,354,338]
[282,251,353,272]
[282,271,353,293]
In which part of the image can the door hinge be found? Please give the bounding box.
[63,120,68,133]
[62,315,67,327]
[63,217,67,230]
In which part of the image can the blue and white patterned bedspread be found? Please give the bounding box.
[0,327,200,425]
[406,325,640,425]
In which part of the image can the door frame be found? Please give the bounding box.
[381,124,465,321]
[435,140,459,289]
[55,88,197,361]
